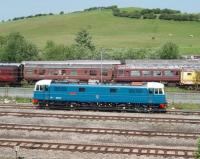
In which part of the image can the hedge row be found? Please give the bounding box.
[112,8,200,22]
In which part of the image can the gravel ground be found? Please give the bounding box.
[0,130,197,147]
[0,115,199,133]
[0,108,198,159]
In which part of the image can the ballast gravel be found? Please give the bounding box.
[0,108,198,159]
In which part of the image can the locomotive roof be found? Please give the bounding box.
[35,80,164,89]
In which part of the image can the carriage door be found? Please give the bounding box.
[43,85,50,100]
[148,88,154,104]
[38,85,49,100]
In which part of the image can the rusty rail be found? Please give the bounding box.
[0,111,200,124]
[0,123,199,139]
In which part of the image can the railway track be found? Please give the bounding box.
[0,123,199,139]
[0,139,195,158]
[167,110,200,115]
[0,111,200,124]
[1,104,200,116]
[0,104,33,109]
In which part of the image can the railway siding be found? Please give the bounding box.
[0,139,196,158]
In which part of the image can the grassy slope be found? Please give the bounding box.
[0,9,200,54]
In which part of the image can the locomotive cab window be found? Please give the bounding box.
[159,88,163,94]
[154,89,159,94]
[154,88,163,95]
[35,85,48,91]
[149,88,154,94]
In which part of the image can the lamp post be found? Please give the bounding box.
[100,49,103,84]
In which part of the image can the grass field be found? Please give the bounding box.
[168,103,200,110]
[0,9,200,54]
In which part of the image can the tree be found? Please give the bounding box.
[42,40,67,60]
[74,29,95,51]
[158,42,180,59]
[59,11,64,15]
[0,32,38,62]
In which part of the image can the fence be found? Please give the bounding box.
[0,87,199,104]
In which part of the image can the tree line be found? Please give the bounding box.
[112,7,200,22]
[0,30,180,62]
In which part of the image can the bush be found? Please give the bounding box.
[143,14,157,19]
[158,42,180,59]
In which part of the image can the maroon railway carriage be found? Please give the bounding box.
[113,59,200,85]
[0,63,22,85]
[22,60,120,83]
[114,65,181,85]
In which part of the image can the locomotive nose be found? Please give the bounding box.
[159,104,167,109]
[32,99,39,105]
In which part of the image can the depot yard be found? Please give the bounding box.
[0,105,199,159]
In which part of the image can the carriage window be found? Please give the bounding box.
[84,70,88,74]
[55,87,67,92]
[175,71,179,75]
[51,70,59,75]
[39,69,45,75]
[135,89,143,93]
[153,71,162,76]
[90,70,97,76]
[79,88,85,92]
[130,71,140,77]
[142,71,152,76]
[164,70,174,76]
[149,88,154,94]
[102,69,108,76]
[118,70,124,76]
[26,69,33,75]
[71,70,77,76]
[187,73,192,76]
[110,88,117,93]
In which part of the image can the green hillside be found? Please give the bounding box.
[0,9,200,54]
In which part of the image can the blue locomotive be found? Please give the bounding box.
[32,80,167,112]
